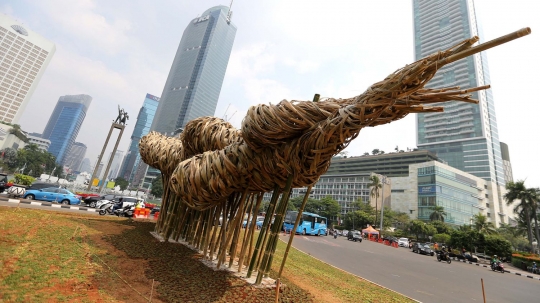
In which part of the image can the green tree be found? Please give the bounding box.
[433,233,451,244]
[343,210,374,230]
[368,174,382,225]
[504,180,537,249]
[115,177,129,191]
[472,213,497,235]
[8,124,28,143]
[409,219,427,241]
[151,175,163,198]
[14,173,35,186]
[429,205,447,222]
[429,220,452,235]
[483,235,512,259]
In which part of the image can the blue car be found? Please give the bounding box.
[24,187,81,205]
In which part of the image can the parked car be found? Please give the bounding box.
[347,230,363,242]
[0,173,11,193]
[398,238,410,247]
[412,243,434,256]
[150,206,160,215]
[24,187,81,205]
[84,194,119,208]
[342,230,349,237]
[243,216,265,229]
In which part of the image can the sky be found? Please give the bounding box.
[1,0,539,187]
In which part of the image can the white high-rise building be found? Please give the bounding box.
[0,13,55,123]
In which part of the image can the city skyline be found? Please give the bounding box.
[1,1,538,186]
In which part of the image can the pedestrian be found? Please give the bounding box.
[434,242,439,251]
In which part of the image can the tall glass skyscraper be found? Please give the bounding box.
[64,141,87,173]
[119,93,159,183]
[413,0,512,226]
[42,94,91,165]
[151,5,237,135]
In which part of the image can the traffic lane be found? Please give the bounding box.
[0,200,100,216]
[285,235,540,303]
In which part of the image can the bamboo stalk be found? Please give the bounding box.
[238,193,262,272]
[246,193,264,269]
[204,204,221,260]
[228,189,250,268]
[277,185,314,278]
[218,193,245,268]
[256,175,293,284]
[247,185,281,278]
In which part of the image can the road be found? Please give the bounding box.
[284,234,540,303]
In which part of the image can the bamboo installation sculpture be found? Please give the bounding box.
[139,28,530,285]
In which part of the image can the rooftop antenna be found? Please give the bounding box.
[227,0,234,24]
[222,103,231,119]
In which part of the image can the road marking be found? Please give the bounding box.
[362,250,375,254]
[392,274,400,277]
[416,290,434,296]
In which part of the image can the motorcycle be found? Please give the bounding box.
[114,204,135,217]
[436,251,452,264]
[491,261,505,273]
[98,201,117,215]
[334,231,338,239]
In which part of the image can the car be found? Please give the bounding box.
[398,238,410,247]
[412,242,434,256]
[150,206,160,215]
[84,194,119,208]
[243,216,265,229]
[341,230,349,237]
[347,230,363,242]
[0,173,11,193]
[24,187,81,205]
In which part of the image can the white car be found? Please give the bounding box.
[398,237,410,247]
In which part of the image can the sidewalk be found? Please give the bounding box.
[452,256,540,281]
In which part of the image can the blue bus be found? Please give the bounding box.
[283,211,328,236]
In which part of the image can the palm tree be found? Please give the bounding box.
[472,213,497,235]
[369,174,382,226]
[429,205,447,222]
[504,180,537,249]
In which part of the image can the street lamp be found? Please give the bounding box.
[379,175,390,233]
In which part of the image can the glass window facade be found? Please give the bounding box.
[151,6,237,135]
[413,0,505,186]
[118,93,159,183]
[417,165,482,226]
[42,94,91,165]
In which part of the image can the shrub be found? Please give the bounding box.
[14,174,35,186]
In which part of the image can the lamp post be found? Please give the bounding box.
[533,239,538,254]
[379,175,390,234]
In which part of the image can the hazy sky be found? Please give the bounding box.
[1,0,539,186]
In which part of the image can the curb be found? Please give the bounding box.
[451,257,540,281]
[0,196,100,212]
[278,237,421,303]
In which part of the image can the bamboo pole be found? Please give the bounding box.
[238,193,263,272]
[203,204,221,260]
[228,189,250,268]
[247,185,281,278]
[256,175,293,284]
[218,192,246,268]
[277,184,314,278]
[481,278,486,303]
[246,193,263,269]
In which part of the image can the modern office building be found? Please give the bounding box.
[151,5,237,135]
[64,141,86,173]
[0,13,56,124]
[499,142,513,184]
[42,94,91,165]
[413,0,513,225]
[326,150,441,177]
[118,93,159,183]
[26,133,50,151]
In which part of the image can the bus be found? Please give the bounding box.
[283,211,328,236]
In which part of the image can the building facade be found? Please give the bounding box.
[64,141,86,173]
[0,13,56,124]
[151,5,237,135]
[413,0,512,224]
[499,142,513,184]
[0,122,27,150]
[26,133,50,151]
[42,94,91,165]
[106,150,124,180]
[118,93,159,183]
[79,157,91,174]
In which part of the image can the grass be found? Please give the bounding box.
[0,207,415,302]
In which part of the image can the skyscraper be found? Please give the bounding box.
[64,141,87,173]
[0,13,56,124]
[42,94,91,165]
[79,157,91,174]
[413,0,512,225]
[106,150,124,180]
[118,93,159,183]
[151,5,237,135]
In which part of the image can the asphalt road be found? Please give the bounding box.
[284,234,540,303]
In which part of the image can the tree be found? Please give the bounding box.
[409,220,426,241]
[504,180,537,249]
[371,149,380,155]
[472,213,497,235]
[115,177,129,191]
[151,175,163,198]
[429,205,447,222]
[343,210,373,230]
[429,220,452,235]
[368,174,382,226]
[8,124,28,143]
[483,235,512,259]
[433,233,451,244]
[363,152,369,156]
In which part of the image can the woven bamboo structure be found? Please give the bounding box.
[139,28,530,285]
